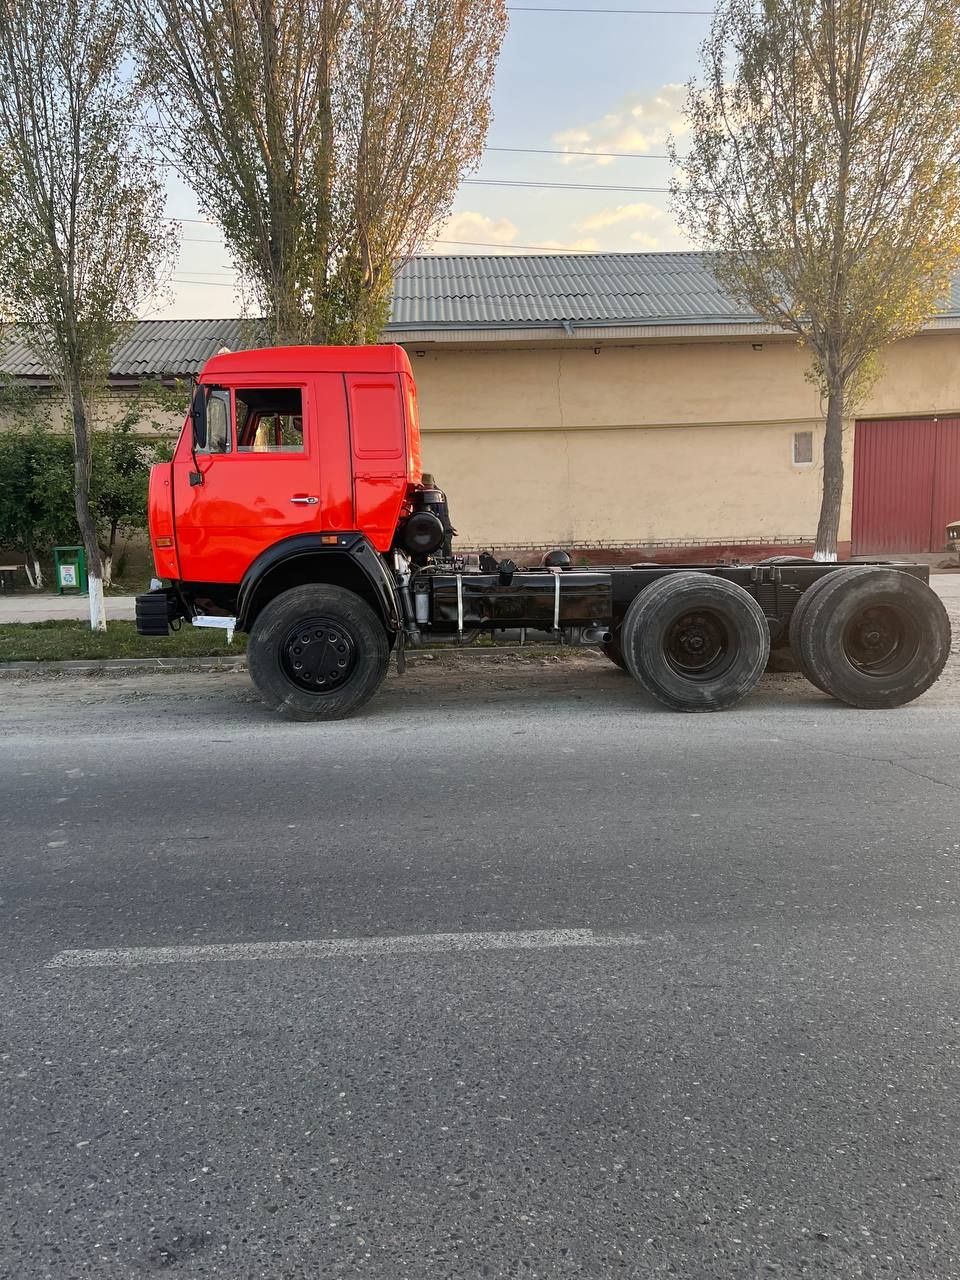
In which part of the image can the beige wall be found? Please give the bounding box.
[421,420,838,549]
[10,328,960,552]
[408,331,960,548]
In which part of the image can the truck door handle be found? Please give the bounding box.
[290,495,319,505]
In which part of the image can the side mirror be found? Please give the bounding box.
[190,384,207,450]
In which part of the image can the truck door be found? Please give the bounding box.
[172,374,350,583]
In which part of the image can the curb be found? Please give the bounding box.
[0,646,581,678]
[0,656,248,676]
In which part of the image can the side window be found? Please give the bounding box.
[236,387,305,453]
[205,389,231,454]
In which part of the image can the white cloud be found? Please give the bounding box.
[553,84,689,166]
[425,210,518,252]
[628,229,664,250]
[578,202,665,232]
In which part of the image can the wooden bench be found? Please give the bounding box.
[0,564,25,593]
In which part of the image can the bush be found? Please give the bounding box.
[0,380,177,586]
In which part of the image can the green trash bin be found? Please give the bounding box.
[53,546,88,595]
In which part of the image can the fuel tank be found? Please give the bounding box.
[426,570,613,631]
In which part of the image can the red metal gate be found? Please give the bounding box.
[852,416,960,554]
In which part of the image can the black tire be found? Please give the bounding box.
[620,572,771,712]
[600,635,629,672]
[791,567,951,708]
[247,584,391,721]
[786,570,844,693]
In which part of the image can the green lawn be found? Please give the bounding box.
[0,619,247,663]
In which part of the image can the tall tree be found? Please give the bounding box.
[132,0,507,346]
[671,0,960,559]
[0,0,172,628]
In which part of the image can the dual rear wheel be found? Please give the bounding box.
[603,568,950,713]
[616,573,770,712]
[787,566,950,708]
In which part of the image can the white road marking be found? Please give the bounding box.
[47,928,649,970]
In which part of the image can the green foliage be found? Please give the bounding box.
[132,0,506,347]
[0,2,174,398]
[0,421,76,575]
[671,0,960,555]
[0,0,176,616]
[89,391,173,573]
[0,381,173,583]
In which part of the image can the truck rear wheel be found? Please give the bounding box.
[621,572,770,711]
[247,584,390,721]
[787,570,847,692]
[600,635,629,671]
[790,567,950,708]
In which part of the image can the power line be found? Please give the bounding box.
[506,5,711,12]
[173,277,238,288]
[464,178,669,192]
[433,238,591,252]
[488,145,669,159]
[163,146,671,166]
[173,236,657,264]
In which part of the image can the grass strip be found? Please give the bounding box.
[0,620,246,663]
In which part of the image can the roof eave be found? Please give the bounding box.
[385,314,960,346]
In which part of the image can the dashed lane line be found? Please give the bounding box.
[46,927,652,970]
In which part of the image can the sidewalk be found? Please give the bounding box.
[0,593,138,622]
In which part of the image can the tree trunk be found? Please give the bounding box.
[68,377,107,631]
[814,379,845,562]
[23,545,43,589]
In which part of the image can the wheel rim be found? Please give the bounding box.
[280,616,357,692]
[664,609,735,680]
[841,604,921,677]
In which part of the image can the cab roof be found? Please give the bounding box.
[199,343,412,381]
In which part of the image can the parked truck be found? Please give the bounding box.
[136,344,952,720]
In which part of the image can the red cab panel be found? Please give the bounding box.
[172,373,352,583]
[347,374,412,551]
[148,459,180,580]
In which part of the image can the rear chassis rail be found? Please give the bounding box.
[419,560,930,645]
[137,559,930,644]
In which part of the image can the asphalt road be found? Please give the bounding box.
[3,657,960,1279]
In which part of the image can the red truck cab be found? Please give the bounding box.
[150,344,422,586]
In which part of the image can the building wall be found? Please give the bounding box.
[9,329,960,556]
[408,331,960,549]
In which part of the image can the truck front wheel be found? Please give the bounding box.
[621,572,770,711]
[247,584,391,721]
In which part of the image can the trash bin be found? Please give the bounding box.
[53,546,88,595]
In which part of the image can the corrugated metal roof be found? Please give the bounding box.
[390,251,747,327]
[3,251,960,380]
[0,318,247,382]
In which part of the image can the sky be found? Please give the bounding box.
[156,2,712,320]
